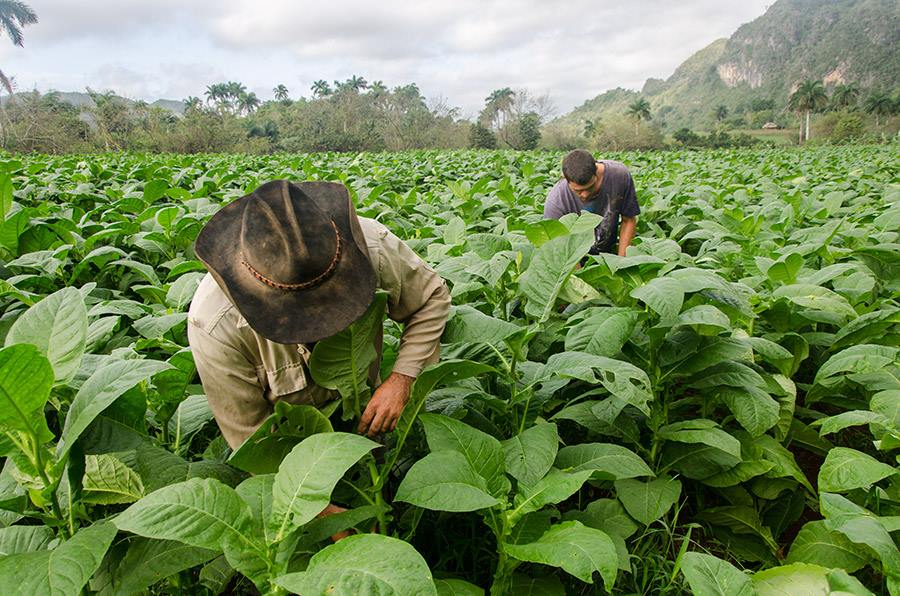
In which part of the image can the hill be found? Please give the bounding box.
[550,0,900,134]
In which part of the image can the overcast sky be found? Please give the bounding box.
[0,1,772,117]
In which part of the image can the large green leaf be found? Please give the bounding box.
[0,344,53,435]
[543,351,653,415]
[564,307,640,357]
[773,284,858,321]
[5,287,87,384]
[697,506,778,551]
[614,476,682,525]
[820,493,900,576]
[396,450,499,512]
[433,578,484,596]
[519,229,594,322]
[59,358,172,459]
[717,386,780,437]
[679,552,754,596]
[167,393,214,450]
[752,563,874,596]
[98,538,217,596]
[817,447,897,493]
[443,305,522,345]
[310,292,387,420]
[114,477,267,581]
[510,468,593,523]
[815,344,898,385]
[81,454,144,504]
[630,276,684,321]
[165,271,205,310]
[269,432,377,543]
[555,443,653,480]
[505,521,617,589]
[501,422,558,486]
[657,420,741,460]
[566,498,639,539]
[228,402,333,475]
[786,520,870,572]
[420,413,507,496]
[0,525,54,557]
[275,534,437,596]
[0,521,116,595]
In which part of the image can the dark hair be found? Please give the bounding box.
[562,150,597,184]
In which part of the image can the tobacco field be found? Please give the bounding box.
[0,145,897,595]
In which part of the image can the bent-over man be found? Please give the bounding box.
[544,149,640,256]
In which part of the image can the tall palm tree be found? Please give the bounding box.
[788,80,828,142]
[0,0,38,95]
[481,87,515,129]
[273,84,289,102]
[205,83,227,107]
[627,98,651,135]
[369,80,387,96]
[347,75,368,92]
[864,92,895,127]
[237,91,260,115]
[830,83,859,111]
[183,96,202,113]
[311,80,331,98]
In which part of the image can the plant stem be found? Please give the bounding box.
[367,458,388,535]
[30,433,68,538]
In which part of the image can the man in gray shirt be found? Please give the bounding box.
[543,149,640,256]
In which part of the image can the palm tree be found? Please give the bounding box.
[0,0,38,94]
[183,96,202,113]
[830,83,859,111]
[788,80,828,142]
[369,80,387,96]
[583,119,596,138]
[481,87,515,129]
[715,105,728,122]
[273,84,289,102]
[864,91,894,128]
[626,98,651,135]
[311,80,331,98]
[347,75,368,92]
[205,83,227,107]
[237,91,260,115]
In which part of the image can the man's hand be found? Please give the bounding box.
[358,372,414,437]
[317,503,352,542]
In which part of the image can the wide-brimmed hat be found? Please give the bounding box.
[195,180,376,344]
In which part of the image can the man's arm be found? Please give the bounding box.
[543,181,571,220]
[188,323,270,449]
[617,216,637,257]
[357,228,451,437]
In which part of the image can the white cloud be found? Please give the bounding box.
[5,0,772,114]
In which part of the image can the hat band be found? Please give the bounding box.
[240,220,343,291]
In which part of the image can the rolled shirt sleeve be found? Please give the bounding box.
[372,226,451,378]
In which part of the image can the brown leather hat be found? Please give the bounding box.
[195,180,376,344]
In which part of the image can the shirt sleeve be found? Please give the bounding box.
[374,228,451,378]
[621,174,640,218]
[187,322,270,449]
[543,183,569,220]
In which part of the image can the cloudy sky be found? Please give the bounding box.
[1,1,772,117]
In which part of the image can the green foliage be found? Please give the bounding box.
[0,146,897,594]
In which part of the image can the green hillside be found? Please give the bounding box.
[551,0,900,134]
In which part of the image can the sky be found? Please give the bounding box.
[0,1,773,118]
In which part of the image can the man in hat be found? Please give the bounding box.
[544,149,640,256]
[187,180,451,450]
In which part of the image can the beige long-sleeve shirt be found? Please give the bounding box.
[187,217,451,448]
